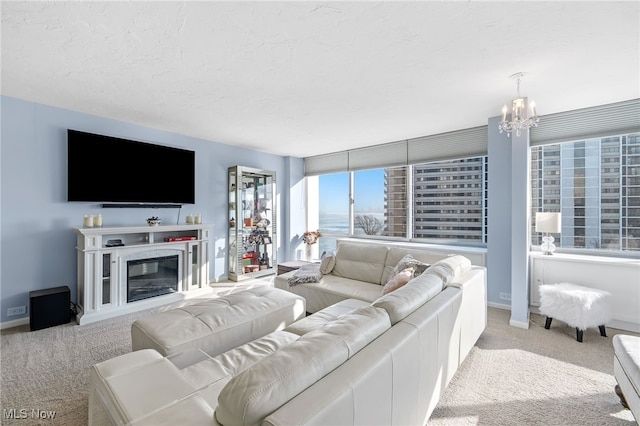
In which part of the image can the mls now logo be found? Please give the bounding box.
[3,409,28,419]
[4,408,56,420]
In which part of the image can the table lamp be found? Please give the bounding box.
[536,212,562,255]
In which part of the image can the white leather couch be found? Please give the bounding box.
[275,240,483,314]
[613,334,640,421]
[89,250,487,425]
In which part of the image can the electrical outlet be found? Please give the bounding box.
[7,306,26,316]
[499,292,511,301]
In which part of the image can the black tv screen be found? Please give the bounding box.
[67,130,195,204]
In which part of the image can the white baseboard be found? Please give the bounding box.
[488,301,510,310]
[509,318,530,329]
[1,316,29,330]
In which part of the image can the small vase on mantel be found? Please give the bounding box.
[304,244,312,262]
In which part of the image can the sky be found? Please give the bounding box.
[319,169,385,213]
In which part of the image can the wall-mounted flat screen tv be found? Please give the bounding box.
[67,130,195,204]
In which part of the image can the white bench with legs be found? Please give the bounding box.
[539,282,612,343]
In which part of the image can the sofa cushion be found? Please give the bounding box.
[283,273,384,313]
[331,243,389,284]
[284,299,370,336]
[373,272,444,324]
[214,306,391,426]
[424,255,472,287]
[94,352,197,422]
[180,330,300,392]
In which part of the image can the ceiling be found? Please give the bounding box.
[2,1,639,158]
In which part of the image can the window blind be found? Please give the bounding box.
[304,125,487,176]
[347,140,408,171]
[407,126,488,165]
[530,98,640,146]
[304,151,349,175]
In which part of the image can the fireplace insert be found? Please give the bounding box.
[127,255,179,303]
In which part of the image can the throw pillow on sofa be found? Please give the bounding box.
[319,254,336,274]
[386,254,429,284]
[382,267,414,295]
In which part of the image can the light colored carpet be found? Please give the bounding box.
[0,284,637,425]
[428,308,638,426]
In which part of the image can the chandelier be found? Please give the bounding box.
[498,72,539,137]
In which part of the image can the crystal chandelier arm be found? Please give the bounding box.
[497,72,540,137]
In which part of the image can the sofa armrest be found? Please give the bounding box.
[449,266,487,362]
[274,270,297,292]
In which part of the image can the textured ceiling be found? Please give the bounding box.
[2,1,639,158]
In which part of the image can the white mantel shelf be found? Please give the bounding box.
[75,224,213,325]
[77,223,212,235]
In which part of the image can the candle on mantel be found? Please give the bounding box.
[93,214,103,227]
[83,215,93,228]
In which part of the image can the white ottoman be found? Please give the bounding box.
[539,283,612,342]
[131,286,306,356]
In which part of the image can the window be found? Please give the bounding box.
[530,133,640,252]
[317,172,349,255]
[411,157,487,243]
[354,169,388,237]
[311,157,488,246]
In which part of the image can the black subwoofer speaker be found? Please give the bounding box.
[29,286,71,331]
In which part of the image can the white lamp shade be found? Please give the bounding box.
[535,212,562,233]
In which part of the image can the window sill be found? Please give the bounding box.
[529,250,640,266]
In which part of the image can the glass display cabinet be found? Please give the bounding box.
[228,166,276,281]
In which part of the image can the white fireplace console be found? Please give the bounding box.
[75,224,212,325]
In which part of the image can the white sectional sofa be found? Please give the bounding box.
[275,240,485,314]
[613,334,640,421]
[89,243,487,425]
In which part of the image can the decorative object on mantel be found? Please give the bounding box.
[146,216,161,226]
[498,72,540,137]
[536,212,561,255]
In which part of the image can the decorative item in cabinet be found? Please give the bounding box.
[228,165,276,281]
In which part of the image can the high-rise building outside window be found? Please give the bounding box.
[409,157,488,243]
[531,133,639,252]
[314,157,488,249]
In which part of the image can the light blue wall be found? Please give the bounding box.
[0,96,304,323]
[487,115,531,326]
[509,117,532,328]
[487,116,513,308]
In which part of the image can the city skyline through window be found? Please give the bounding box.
[312,132,638,255]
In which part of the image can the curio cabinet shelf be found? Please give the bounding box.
[228,166,276,281]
